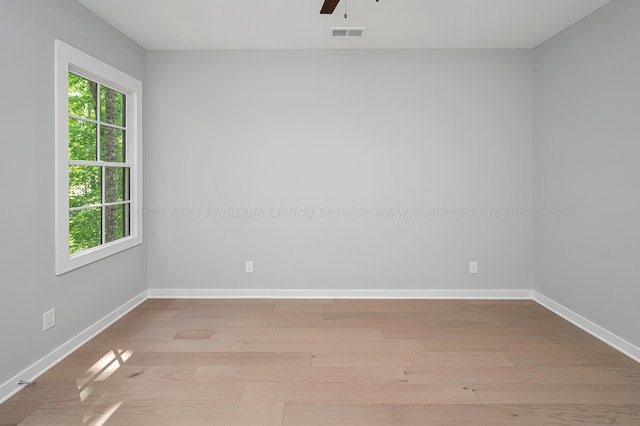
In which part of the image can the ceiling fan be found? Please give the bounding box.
[320,0,341,14]
[320,0,378,15]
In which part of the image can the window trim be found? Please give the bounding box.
[55,40,143,275]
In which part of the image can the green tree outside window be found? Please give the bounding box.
[68,73,130,254]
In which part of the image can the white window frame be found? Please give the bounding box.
[55,40,143,275]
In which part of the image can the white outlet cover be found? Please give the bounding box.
[245,261,254,273]
[43,308,56,331]
[469,261,478,274]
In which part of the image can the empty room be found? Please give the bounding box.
[1,0,639,424]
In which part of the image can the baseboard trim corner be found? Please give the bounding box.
[533,291,640,363]
[0,289,149,404]
[147,288,533,300]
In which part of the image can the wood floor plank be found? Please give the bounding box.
[271,300,335,312]
[312,351,514,368]
[242,382,478,404]
[544,334,633,358]
[419,335,565,352]
[172,304,276,319]
[104,366,198,384]
[272,314,509,331]
[266,312,332,328]
[311,299,475,313]
[212,327,385,341]
[37,365,198,388]
[273,299,335,304]
[173,329,215,340]
[0,400,43,426]
[140,298,279,309]
[77,337,426,354]
[18,402,284,426]
[531,404,640,425]
[282,403,545,426]
[404,366,640,385]
[471,383,640,404]
[98,326,384,342]
[9,382,245,404]
[468,300,537,305]
[124,351,312,367]
[30,350,116,383]
[504,351,639,368]
[192,366,407,384]
[322,315,498,331]
[107,317,270,332]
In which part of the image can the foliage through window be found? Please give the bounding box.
[55,40,142,274]
[68,74,131,253]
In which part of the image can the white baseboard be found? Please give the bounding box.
[148,288,533,300]
[0,290,148,404]
[533,291,640,363]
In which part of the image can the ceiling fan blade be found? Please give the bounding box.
[320,0,341,14]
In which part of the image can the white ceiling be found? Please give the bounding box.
[77,0,611,50]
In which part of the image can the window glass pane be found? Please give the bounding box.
[100,126,125,162]
[69,166,101,208]
[100,86,125,127]
[69,208,102,254]
[105,203,130,243]
[68,118,97,161]
[104,167,130,203]
[68,73,97,120]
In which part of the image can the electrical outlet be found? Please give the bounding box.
[469,261,478,274]
[245,261,254,273]
[43,308,56,331]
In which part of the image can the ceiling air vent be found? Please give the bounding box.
[331,27,366,38]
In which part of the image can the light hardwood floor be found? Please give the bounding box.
[1,299,639,425]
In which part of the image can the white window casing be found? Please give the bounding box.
[55,40,143,275]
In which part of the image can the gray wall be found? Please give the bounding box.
[0,0,147,387]
[534,0,640,347]
[146,50,534,291]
